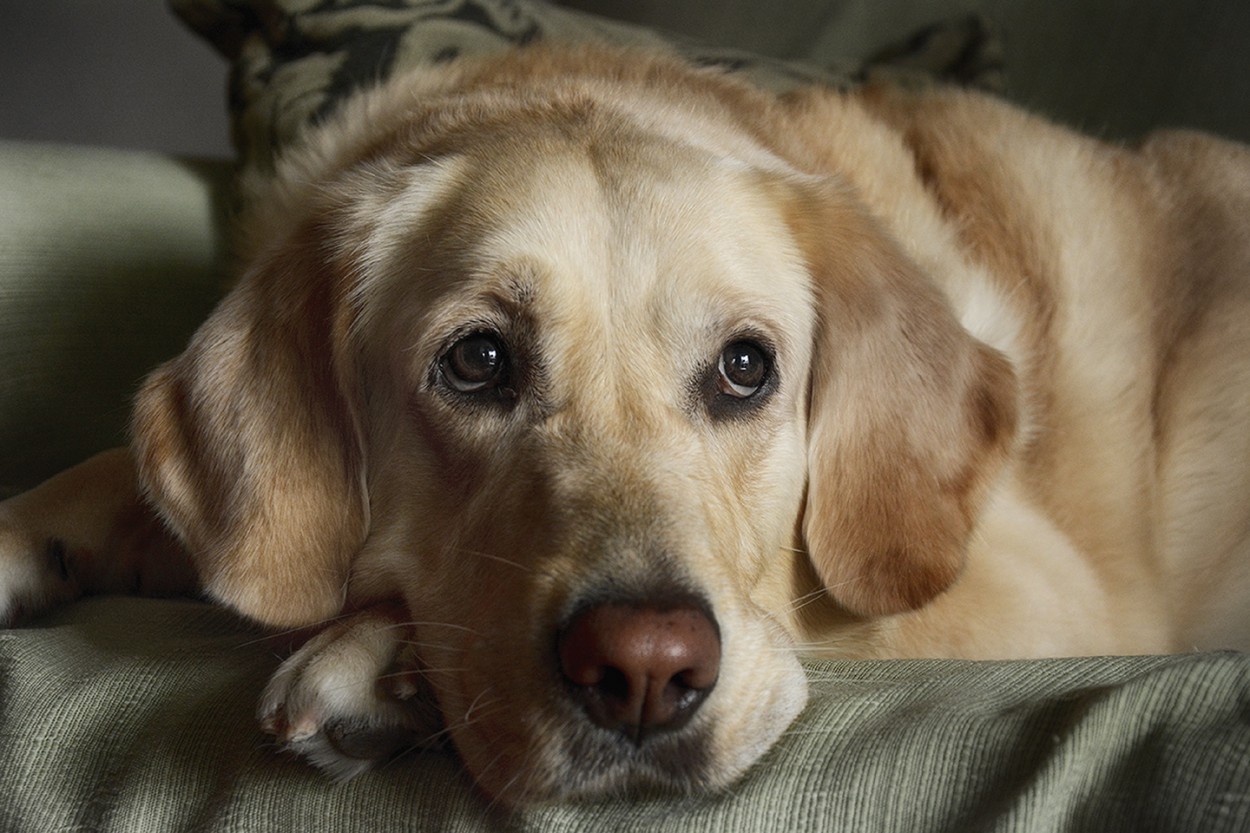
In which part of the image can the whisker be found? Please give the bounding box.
[482,736,548,815]
[767,639,853,655]
[421,700,511,747]
[390,619,484,637]
[452,546,533,574]
[394,638,461,652]
[233,611,359,649]
[783,586,830,614]
[462,686,496,724]
[403,665,467,677]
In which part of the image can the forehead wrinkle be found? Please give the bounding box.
[566,139,720,411]
[359,120,809,419]
[344,155,473,345]
[615,153,807,345]
[482,130,808,419]
[465,145,623,406]
[477,153,613,317]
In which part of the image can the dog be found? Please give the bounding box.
[2,44,1249,806]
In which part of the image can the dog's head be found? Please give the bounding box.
[132,50,1016,804]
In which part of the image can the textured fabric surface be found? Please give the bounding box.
[2,597,1248,832]
[168,0,1003,171]
[0,141,232,494]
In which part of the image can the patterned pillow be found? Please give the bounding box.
[170,0,1002,171]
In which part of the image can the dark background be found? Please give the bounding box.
[1,1,1248,158]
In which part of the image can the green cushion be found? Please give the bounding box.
[2,597,1247,831]
[0,141,232,493]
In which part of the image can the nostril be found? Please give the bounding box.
[557,598,721,743]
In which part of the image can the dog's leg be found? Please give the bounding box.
[0,447,196,625]
[258,603,444,779]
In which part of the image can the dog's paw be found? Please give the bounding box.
[0,507,82,626]
[258,605,444,780]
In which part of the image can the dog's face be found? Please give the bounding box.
[352,129,819,800]
[131,57,1016,805]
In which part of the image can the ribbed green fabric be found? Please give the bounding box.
[2,598,1247,832]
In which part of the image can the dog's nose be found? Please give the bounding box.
[557,600,720,743]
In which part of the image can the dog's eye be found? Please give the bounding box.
[718,341,770,398]
[442,333,508,393]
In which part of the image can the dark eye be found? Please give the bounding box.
[718,341,770,398]
[442,332,508,393]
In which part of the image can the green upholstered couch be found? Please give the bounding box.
[3,2,1250,830]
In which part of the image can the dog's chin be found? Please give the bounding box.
[454,658,811,808]
[459,720,721,808]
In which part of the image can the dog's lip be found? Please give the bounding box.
[464,709,720,804]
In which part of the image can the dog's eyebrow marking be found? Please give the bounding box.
[499,271,537,307]
[474,273,538,319]
[344,156,470,340]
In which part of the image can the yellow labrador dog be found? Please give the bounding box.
[3,45,1249,805]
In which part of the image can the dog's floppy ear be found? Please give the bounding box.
[132,223,367,628]
[783,177,1018,617]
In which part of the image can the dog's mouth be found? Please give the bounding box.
[450,680,723,806]
[427,593,725,804]
[542,707,719,800]
[387,495,809,806]
[415,577,812,807]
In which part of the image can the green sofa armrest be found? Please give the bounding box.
[0,141,233,493]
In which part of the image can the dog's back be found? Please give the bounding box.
[766,83,1250,654]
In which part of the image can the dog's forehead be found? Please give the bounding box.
[347,122,816,392]
[454,131,811,334]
